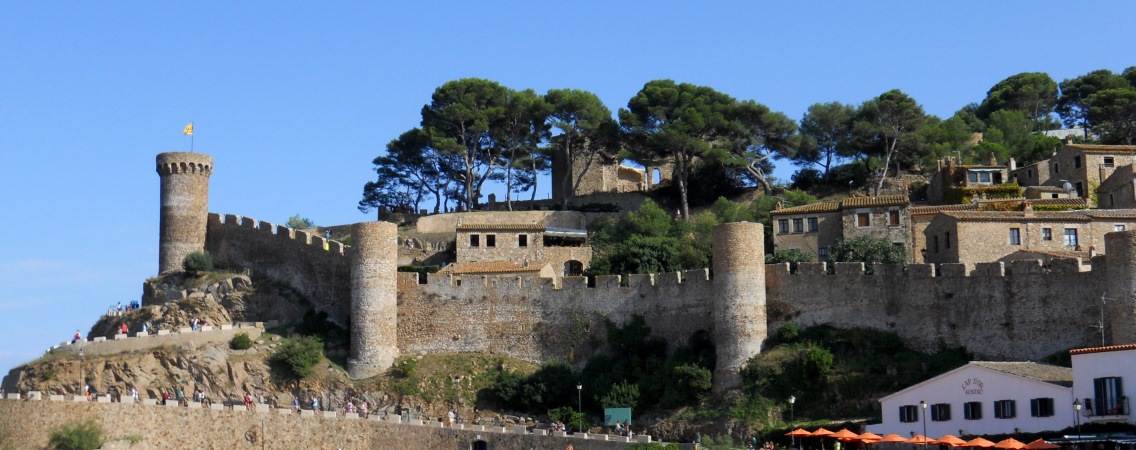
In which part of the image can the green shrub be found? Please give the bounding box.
[547,406,587,432]
[626,443,680,450]
[599,380,640,409]
[271,336,324,378]
[182,250,213,273]
[229,332,253,350]
[40,368,55,381]
[391,358,418,378]
[776,322,800,344]
[124,434,143,445]
[48,420,103,450]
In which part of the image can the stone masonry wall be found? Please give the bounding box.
[0,399,671,450]
[766,260,1105,360]
[396,270,716,364]
[205,213,353,325]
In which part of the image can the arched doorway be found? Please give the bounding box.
[471,440,488,450]
[564,260,584,277]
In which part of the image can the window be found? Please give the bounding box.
[518,234,528,247]
[818,247,828,258]
[808,217,818,232]
[778,219,789,233]
[857,213,870,227]
[1009,228,1021,245]
[964,401,983,420]
[793,218,804,233]
[1028,169,1033,179]
[889,210,900,226]
[1093,376,1125,415]
[1116,225,1127,232]
[994,400,1016,419]
[946,232,951,249]
[979,172,991,183]
[1055,163,1060,174]
[1111,194,1116,207]
[1104,157,1115,167]
[486,234,496,247]
[1076,182,1084,197]
[470,235,480,247]
[1030,398,1055,417]
[1075,155,1082,168]
[1065,228,1079,247]
[899,405,919,423]
[933,236,940,253]
[968,172,978,182]
[931,403,951,421]
[1042,228,1052,241]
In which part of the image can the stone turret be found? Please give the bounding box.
[1105,231,1136,344]
[711,222,767,392]
[347,221,399,379]
[156,152,213,274]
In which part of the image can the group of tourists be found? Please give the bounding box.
[189,317,210,331]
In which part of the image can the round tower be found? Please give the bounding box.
[347,221,399,379]
[156,152,213,274]
[711,221,767,392]
[1105,231,1136,345]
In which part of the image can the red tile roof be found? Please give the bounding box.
[771,201,840,215]
[1069,343,1136,355]
[909,204,978,216]
[456,224,545,232]
[772,195,908,215]
[437,261,547,275]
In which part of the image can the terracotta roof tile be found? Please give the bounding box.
[1067,144,1136,153]
[1070,343,1136,355]
[1030,198,1089,207]
[1081,209,1136,219]
[943,210,1091,222]
[456,224,544,232]
[771,201,840,215]
[970,361,1073,387]
[1024,186,1067,193]
[437,261,546,275]
[909,204,978,216]
[841,195,910,208]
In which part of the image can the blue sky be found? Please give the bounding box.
[2,1,1134,375]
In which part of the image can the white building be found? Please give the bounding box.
[870,362,1073,437]
[1070,343,1134,424]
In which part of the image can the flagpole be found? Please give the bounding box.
[191,122,195,152]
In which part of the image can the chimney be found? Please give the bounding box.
[988,153,998,166]
[1008,157,1017,171]
[1023,201,1034,217]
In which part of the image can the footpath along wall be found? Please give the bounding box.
[0,398,690,450]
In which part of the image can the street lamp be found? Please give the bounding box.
[576,382,583,434]
[1073,399,1082,449]
[789,395,797,449]
[78,349,84,399]
[920,400,928,450]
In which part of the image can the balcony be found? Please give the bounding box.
[1083,396,1131,423]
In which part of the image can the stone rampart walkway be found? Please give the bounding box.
[44,322,269,358]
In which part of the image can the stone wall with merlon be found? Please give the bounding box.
[765,261,1105,359]
[205,213,352,324]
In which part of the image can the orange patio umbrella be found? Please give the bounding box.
[933,435,968,447]
[1023,439,1060,450]
[907,435,934,445]
[787,429,814,438]
[964,437,996,448]
[994,438,1026,450]
[812,428,835,437]
[878,434,910,443]
[831,429,861,440]
[857,432,883,443]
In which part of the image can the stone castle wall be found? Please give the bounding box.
[156,152,212,273]
[767,259,1107,360]
[396,270,716,364]
[0,399,663,450]
[204,213,353,325]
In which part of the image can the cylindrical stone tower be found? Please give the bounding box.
[711,222,767,392]
[347,221,399,379]
[1105,231,1136,345]
[156,152,213,274]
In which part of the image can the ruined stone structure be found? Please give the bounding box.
[156,152,213,273]
[551,149,671,206]
[155,152,1136,392]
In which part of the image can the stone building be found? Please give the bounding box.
[550,150,671,206]
[453,223,590,277]
[927,155,1013,204]
[1097,163,1136,209]
[1010,144,1136,198]
[771,195,909,261]
[922,207,1136,265]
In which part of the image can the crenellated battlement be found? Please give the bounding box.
[768,257,1099,279]
[155,152,213,176]
[209,213,351,256]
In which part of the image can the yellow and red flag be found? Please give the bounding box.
[182,123,194,135]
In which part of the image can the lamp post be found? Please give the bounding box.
[789,395,797,449]
[920,400,928,450]
[576,382,583,434]
[1073,399,1082,449]
[78,349,84,399]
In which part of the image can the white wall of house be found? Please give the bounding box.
[1071,347,1134,424]
[869,364,1073,437]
